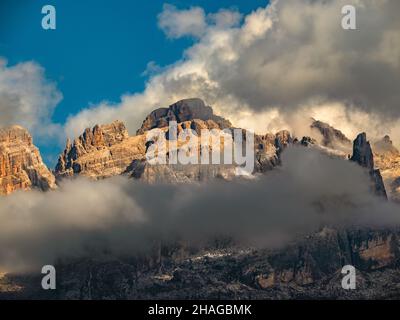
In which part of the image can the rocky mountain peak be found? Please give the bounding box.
[81,120,129,149]
[374,135,399,155]
[0,126,56,195]
[310,119,351,149]
[55,120,144,179]
[350,133,374,171]
[350,133,387,198]
[137,98,232,135]
[0,125,33,145]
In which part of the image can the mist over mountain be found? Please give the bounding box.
[0,99,399,281]
[1,0,400,300]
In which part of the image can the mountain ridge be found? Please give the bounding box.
[0,125,56,195]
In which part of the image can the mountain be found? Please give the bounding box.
[55,121,147,180]
[0,126,56,195]
[53,98,400,197]
[373,136,400,201]
[55,98,281,182]
[136,98,232,135]
[374,135,399,156]
[310,119,352,151]
[2,98,400,300]
[350,133,387,198]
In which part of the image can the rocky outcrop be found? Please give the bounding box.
[274,130,292,156]
[300,136,317,147]
[0,126,56,195]
[137,98,232,135]
[55,120,242,182]
[350,133,387,198]
[373,136,400,202]
[311,119,351,150]
[374,135,399,156]
[351,133,375,170]
[55,121,147,179]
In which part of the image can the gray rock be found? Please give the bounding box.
[350,133,387,198]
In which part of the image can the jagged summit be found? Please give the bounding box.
[310,119,351,149]
[350,132,374,170]
[136,98,232,135]
[374,135,399,156]
[55,120,145,179]
[54,98,282,181]
[350,132,387,198]
[49,98,400,198]
[0,125,33,145]
[0,126,56,195]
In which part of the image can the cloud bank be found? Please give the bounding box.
[1,147,399,272]
[1,0,399,149]
[62,0,400,145]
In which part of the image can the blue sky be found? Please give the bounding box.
[0,0,267,124]
[0,0,267,164]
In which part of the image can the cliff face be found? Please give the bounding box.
[350,133,387,198]
[0,126,56,195]
[55,121,147,180]
[373,136,400,201]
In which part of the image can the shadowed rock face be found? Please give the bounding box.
[351,133,374,170]
[351,133,387,198]
[300,136,317,147]
[311,120,351,150]
[0,126,56,195]
[275,130,292,155]
[136,98,232,135]
[3,227,400,300]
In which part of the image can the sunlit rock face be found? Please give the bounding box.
[136,98,232,135]
[55,99,280,182]
[55,120,147,180]
[373,136,400,202]
[0,126,56,195]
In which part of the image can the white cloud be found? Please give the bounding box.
[61,0,400,147]
[158,4,207,39]
[208,8,242,28]
[0,58,63,142]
